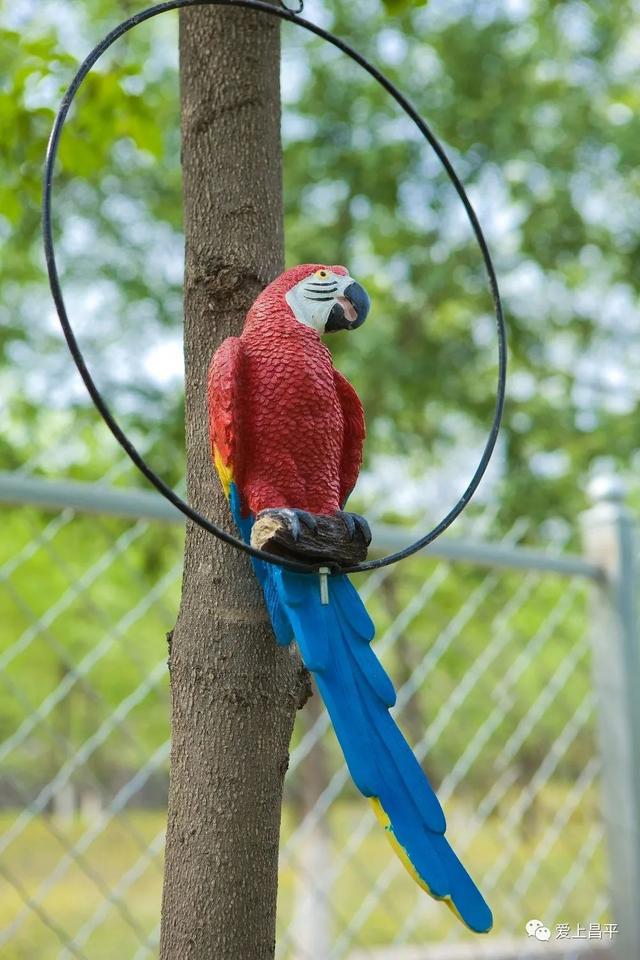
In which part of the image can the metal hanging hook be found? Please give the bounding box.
[279,0,303,12]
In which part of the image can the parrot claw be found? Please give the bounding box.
[336,510,372,545]
[282,508,319,540]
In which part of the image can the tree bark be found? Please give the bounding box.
[160,8,308,958]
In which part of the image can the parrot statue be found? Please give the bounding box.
[207,263,492,934]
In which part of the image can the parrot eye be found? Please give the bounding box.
[315,269,329,279]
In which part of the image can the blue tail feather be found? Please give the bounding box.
[273,567,493,934]
[228,484,293,645]
[226,485,491,933]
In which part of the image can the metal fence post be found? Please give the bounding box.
[582,475,640,960]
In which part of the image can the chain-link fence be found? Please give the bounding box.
[0,442,633,960]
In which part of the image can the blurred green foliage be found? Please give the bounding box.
[0,4,622,943]
[0,500,602,951]
[0,790,607,958]
[1,0,638,532]
[0,0,635,724]
[0,498,592,790]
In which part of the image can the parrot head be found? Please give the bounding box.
[284,264,370,334]
[250,264,370,335]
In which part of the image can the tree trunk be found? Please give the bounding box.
[160,8,308,958]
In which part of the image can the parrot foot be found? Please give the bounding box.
[281,508,319,541]
[336,510,372,545]
[252,509,370,565]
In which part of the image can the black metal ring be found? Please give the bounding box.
[42,0,507,576]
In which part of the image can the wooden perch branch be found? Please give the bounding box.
[251,509,371,567]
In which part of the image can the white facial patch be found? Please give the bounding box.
[286,271,352,332]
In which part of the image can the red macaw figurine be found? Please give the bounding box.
[207,264,492,934]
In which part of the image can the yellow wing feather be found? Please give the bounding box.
[213,444,234,500]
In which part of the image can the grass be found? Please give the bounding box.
[0,788,609,959]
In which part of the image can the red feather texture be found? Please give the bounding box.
[207,264,366,518]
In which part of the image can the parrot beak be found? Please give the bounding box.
[325,280,370,333]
